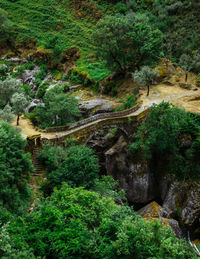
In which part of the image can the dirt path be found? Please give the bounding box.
[11,115,57,139]
[13,83,200,140]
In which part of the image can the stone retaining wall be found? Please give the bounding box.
[43,107,150,145]
[45,104,141,133]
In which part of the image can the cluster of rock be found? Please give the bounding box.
[87,132,200,240]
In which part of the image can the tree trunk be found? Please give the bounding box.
[17,114,20,126]
[185,72,188,82]
[110,51,124,72]
[147,85,150,96]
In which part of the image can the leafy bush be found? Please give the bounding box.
[35,82,50,99]
[119,93,136,109]
[34,85,81,128]
[130,102,200,180]
[39,143,99,195]
[10,183,196,258]
[0,121,33,214]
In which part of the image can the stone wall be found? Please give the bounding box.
[45,104,141,133]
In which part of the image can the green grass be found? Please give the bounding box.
[0,0,113,81]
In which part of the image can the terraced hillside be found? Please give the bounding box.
[0,0,113,81]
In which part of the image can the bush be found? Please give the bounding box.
[130,102,200,180]
[35,82,50,98]
[11,183,196,258]
[67,67,94,86]
[119,93,136,109]
[0,122,33,214]
[39,144,99,195]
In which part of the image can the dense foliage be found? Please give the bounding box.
[6,184,196,259]
[34,85,81,128]
[93,14,163,71]
[130,102,200,179]
[39,143,99,195]
[0,121,33,214]
[0,77,29,124]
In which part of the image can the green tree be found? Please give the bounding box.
[0,121,33,214]
[130,102,200,179]
[39,144,99,195]
[0,77,21,108]
[11,92,29,125]
[13,183,196,258]
[93,14,163,71]
[179,53,200,82]
[34,86,81,128]
[133,66,159,96]
[0,104,14,122]
[0,8,12,43]
[0,223,36,259]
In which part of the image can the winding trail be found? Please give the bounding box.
[14,86,200,140]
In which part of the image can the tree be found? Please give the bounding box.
[133,66,159,96]
[0,104,14,122]
[130,102,200,179]
[34,86,81,128]
[13,183,196,258]
[0,77,21,108]
[179,53,200,82]
[93,14,163,71]
[0,8,12,43]
[0,121,33,214]
[11,92,29,125]
[39,144,99,195]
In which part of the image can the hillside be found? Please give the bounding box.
[0,1,200,258]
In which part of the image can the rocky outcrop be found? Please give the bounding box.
[163,181,200,226]
[138,201,183,238]
[138,201,167,218]
[21,65,40,90]
[79,98,116,117]
[105,136,156,204]
[25,99,43,113]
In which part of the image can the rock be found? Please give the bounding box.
[163,181,200,226]
[79,98,116,117]
[163,181,188,218]
[25,99,43,113]
[87,128,120,174]
[138,201,167,218]
[181,184,200,226]
[21,65,40,90]
[158,174,176,202]
[105,136,156,204]
[47,81,69,91]
[161,218,183,238]
[42,72,52,84]
[179,83,192,90]
[5,57,27,64]
[69,84,81,91]
[138,201,182,238]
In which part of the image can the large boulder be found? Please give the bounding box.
[138,201,167,218]
[21,65,40,90]
[138,201,182,238]
[163,181,200,226]
[105,136,156,204]
[79,98,116,117]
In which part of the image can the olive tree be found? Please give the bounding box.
[179,53,200,82]
[11,92,29,125]
[133,66,159,96]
